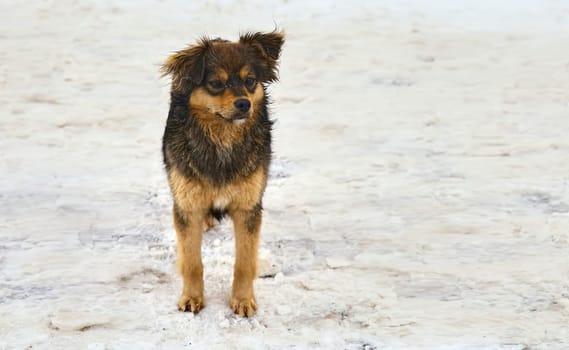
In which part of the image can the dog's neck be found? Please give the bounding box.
[190,109,249,149]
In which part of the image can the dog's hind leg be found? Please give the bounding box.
[173,204,205,313]
[229,203,262,317]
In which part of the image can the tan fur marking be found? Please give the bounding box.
[168,166,266,213]
[189,86,265,147]
[239,66,252,80]
[189,88,243,147]
[211,68,228,83]
[230,208,261,317]
[168,166,266,315]
[250,83,264,108]
[173,207,205,313]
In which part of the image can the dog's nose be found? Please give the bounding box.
[234,99,251,113]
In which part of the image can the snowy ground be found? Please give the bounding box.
[1,0,569,349]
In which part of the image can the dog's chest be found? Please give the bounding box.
[212,193,231,211]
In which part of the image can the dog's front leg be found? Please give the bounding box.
[173,204,205,313]
[230,204,262,317]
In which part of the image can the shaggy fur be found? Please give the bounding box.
[161,31,284,317]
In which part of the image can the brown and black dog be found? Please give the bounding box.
[161,31,284,317]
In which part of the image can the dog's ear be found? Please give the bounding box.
[240,31,285,82]
[161,38,211,92]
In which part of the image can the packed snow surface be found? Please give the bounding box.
[1,0,568,349]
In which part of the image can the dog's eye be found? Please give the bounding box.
[209,80,224,90]
[245,78,256,88]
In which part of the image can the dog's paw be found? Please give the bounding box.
[230,297,257,317]
[178,295,205,314]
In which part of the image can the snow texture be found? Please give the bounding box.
[1,0,569,349]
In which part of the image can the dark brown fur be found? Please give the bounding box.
[161,31,284,317]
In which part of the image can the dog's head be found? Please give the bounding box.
[162,31,284,124]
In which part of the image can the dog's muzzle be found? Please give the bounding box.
[234,99,251,113]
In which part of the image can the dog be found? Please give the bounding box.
[161,31,284,317]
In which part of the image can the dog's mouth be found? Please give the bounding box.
[215,112,249,124]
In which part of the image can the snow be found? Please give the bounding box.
[1,0,569,349]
